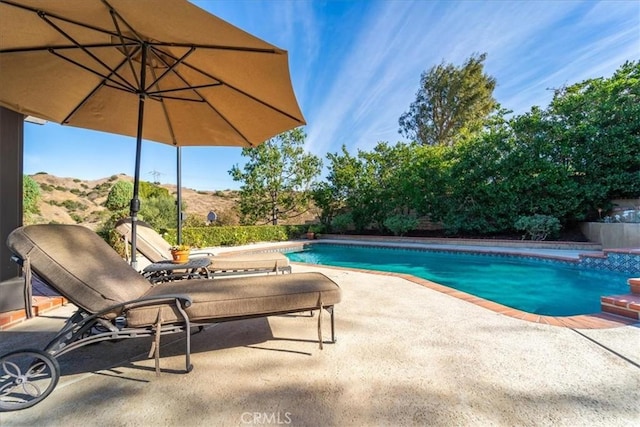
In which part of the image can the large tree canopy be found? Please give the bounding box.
[229,128,322,225]
[317,60,638,237]
[399,53,497,146]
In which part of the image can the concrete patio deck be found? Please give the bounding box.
[1,263,638,426]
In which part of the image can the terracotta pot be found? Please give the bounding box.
[306,232,315,240]
[171,249,190,264]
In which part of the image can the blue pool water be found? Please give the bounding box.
[286,244,631,316]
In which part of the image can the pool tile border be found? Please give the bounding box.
[296,241,640,275]
[290,261,638,329]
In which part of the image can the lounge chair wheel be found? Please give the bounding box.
[0,349,60,411]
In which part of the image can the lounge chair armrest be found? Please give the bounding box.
[189,250,216,257]
[122,294,193,310]
[90,294,194,319]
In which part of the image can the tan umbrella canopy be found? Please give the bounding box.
[0,0,305,266]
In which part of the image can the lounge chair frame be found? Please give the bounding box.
[0,268,336,412]
[0,225,339,412]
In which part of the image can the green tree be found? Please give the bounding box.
[399,53,497,147]
[356,142,416,231]
[401,143,451,220]
[139,196,178,233]
[103,179,179,232]
[23,175,41,219]
[321,143,420,233]
[229,128,322,225]
[315,146,363,230]
[546,60,640,209]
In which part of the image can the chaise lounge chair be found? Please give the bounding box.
[1,224,341,411]
[115,218,292,277]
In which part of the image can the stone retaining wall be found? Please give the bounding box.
[580,223,640,249]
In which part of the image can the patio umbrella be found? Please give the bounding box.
[0,0,305,267]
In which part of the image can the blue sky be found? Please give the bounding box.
[23,0,640,191]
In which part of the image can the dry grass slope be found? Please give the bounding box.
[27,173,316,229]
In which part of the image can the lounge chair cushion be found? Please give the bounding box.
[7,224,152,317]
[208,252,289,272]
[127,272,341,327]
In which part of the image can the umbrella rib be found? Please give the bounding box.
[149,67,179,146]
[48,49,137,94]
[148,42,281,55]
[158,63,255,146]
[145,46,196,92]
[61,54,138,125]
[148,83,222,97]
[37,10,136,91]
[0,42,139,54]
[1,0,137,41]
[109,7,142,90]
[200,94,255,147]
[1,1,283,56]
[179,60,305,125]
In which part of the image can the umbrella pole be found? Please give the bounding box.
[129,46,148,269]
[177,146,182,245]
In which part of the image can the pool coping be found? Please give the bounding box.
[229,239,639,330]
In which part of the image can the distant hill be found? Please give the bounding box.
[27,173,316,229]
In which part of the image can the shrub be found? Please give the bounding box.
[514,215,561,241]
[60,200,87,211]
[214,208,240,226]
[140,181,170,199]
[23,175,41,216]
[183,215,207,228]
[165,225,306,247]
[384,214,419,236]
[139,196,178,233]
[331,213,352,234]
[105,181,133,211]
[308,223,325,234]
[96,210,129,256]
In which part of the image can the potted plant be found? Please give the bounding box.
[306,224,324,240]
[170,244,191,264]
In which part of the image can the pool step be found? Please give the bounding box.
[600,278,640,320]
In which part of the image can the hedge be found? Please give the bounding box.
[163,224,308,248]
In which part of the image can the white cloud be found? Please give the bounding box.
[305,0,639,159]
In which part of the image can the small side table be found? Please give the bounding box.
[142,257,211,284]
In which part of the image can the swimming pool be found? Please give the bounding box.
[286,243,631,316]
